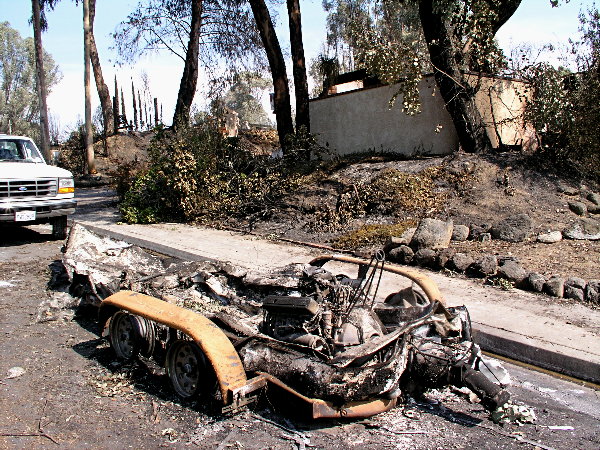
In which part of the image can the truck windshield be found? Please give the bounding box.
[0,139,44,162]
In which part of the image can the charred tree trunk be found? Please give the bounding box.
[132,81,138,130]
[418,0,522,153]
[31,0,51,162]
[173,0,202,127]
[249,0,294,148]
[154,97,158,126]
[286,0,309,133]
[89,0,114,136]
[418,1,490,153]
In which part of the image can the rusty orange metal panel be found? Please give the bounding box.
[102,290,248,402]
[257,372,397,419]
[310,254,446,306]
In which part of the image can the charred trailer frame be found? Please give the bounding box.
[98,254,509,419]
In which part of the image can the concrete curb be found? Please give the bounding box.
[77,221,600,385]
[473,324,600,384]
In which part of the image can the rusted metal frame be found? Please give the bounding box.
[309,254,446,306]
[257,372,397,419]
[223,375,269,413]
[100,290,248,403]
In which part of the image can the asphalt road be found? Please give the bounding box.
[1,225,599,449]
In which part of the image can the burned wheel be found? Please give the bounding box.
[166,340,211,399]
[109,311,154,360]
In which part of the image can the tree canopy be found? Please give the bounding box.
[222,71,271,126]
[113,0,263,70]
[0,21,61,142]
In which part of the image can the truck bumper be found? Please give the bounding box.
[0,198,77,222]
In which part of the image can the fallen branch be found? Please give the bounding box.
[0,432,59,445]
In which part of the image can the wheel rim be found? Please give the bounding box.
[109,311,140,360]
[166,340,206,398]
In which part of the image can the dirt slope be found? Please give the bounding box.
[93,131,599,281]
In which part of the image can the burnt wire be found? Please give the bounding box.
[344,250,386,318]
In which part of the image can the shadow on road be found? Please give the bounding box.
[0,224,57,247]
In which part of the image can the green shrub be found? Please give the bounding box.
[118,123,311,224]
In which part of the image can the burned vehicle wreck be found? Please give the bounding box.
[64,225,509,419]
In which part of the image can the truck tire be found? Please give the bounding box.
[51,216,68,240]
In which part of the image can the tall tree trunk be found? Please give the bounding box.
[250,0,294,147]
[83,0,96,173]
[31,0,51,162]
[173,0,202,127]
[89,0,114,136]
[132,81,138,130]
[154,97,159,126]
[418,0,522,153]
[418,0,490,153]
[286,0,309,133]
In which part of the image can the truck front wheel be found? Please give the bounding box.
[51,216,68,240]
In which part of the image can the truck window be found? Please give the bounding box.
[0,139,43,162]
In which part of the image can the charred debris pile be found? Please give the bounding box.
[56,224,510,419]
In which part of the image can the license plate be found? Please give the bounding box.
[15,210,36,222]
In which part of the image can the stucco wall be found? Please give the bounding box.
[471,76,538,151]
[309,74,537,156]
[309,77,458,157]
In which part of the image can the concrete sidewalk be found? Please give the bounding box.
[73,191,600,384]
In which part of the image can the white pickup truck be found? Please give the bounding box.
[0,134,76,239]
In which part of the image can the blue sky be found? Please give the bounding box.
[0,0,595,133]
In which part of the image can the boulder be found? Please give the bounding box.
[436,248,456,269]
[388,245,414,265]
[413,249,437,268]
[537,231,562,244]
[563,218,600,240]
[467,254,498,278]
[543,276,565,298]
[410,219,453,250]
[490,214,534,242]
[469,223,491,241]
[588,203,600,214]
[565,277,587,290]
[384,228,416,252]
[564,285,584,302]
[448,253,473,273]
[563,278,586,302]
[588,192,600,205]
[451,225,470,242]
[526,272,546,293]
[585,281,600,304]
[384,236,407,253]
[497,255,519,265]
[479,232,492,242]
[497,260,528,286]
[568,201,588,216]
[556,183,578,196]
